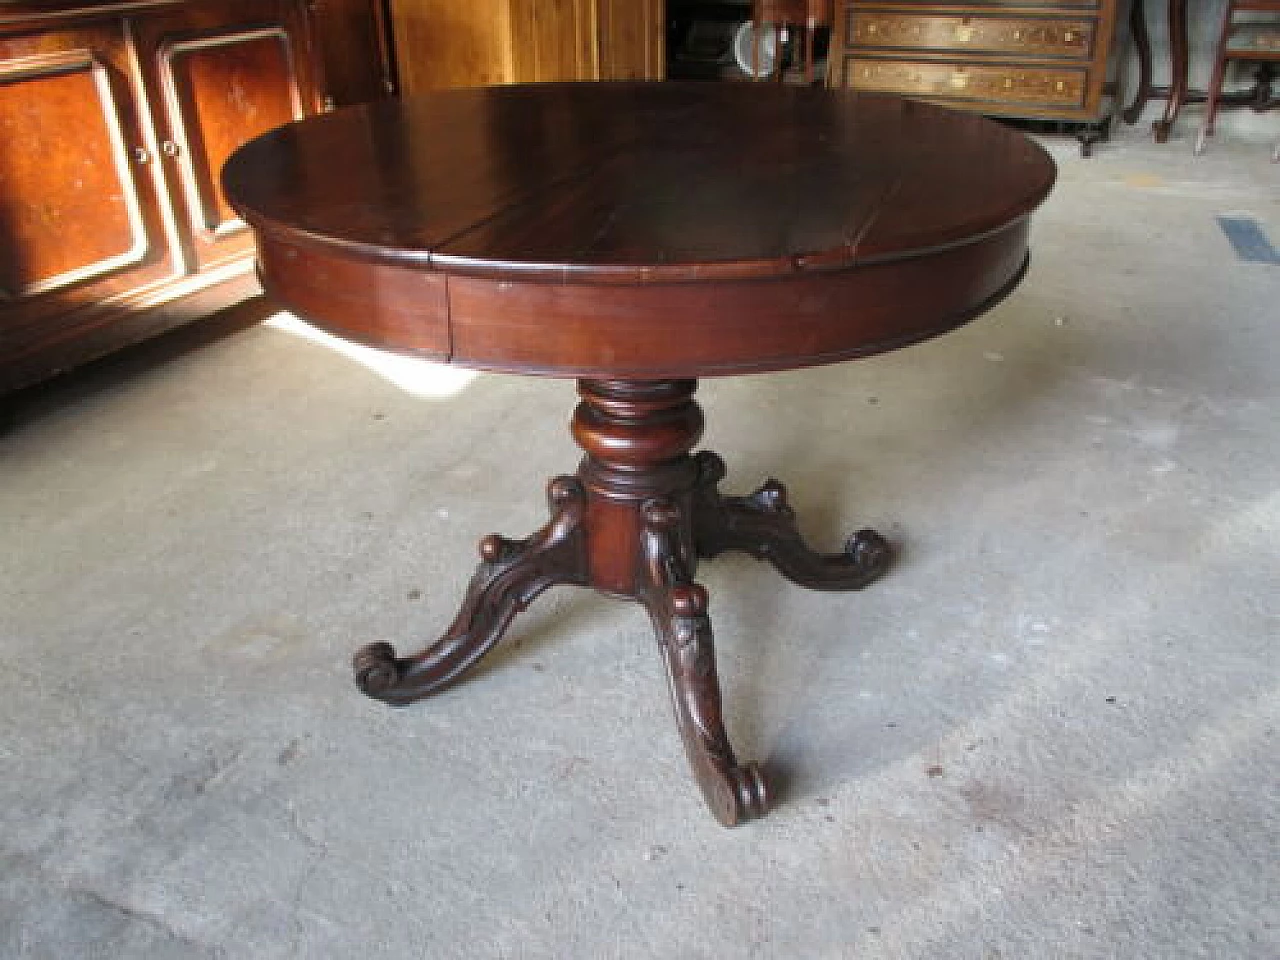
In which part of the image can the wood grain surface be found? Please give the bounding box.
[224,82,1055,377]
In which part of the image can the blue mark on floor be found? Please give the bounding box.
[1216,215,1280,265]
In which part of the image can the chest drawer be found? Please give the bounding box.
[849,13,1096,59]
[842,57,1087,108]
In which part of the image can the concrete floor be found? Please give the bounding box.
[2,116,1278,959]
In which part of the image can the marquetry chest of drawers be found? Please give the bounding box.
[829,1,1130,153]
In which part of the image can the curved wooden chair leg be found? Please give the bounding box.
[639,499,768,827]
[354,477,588,705]
[1154,0,1190,142]
[690,451,892,591]
[1123,0,1153,125]
[1197,3,1236,155]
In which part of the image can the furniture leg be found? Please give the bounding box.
[1154,0,1188,142]
[1196,3,1234,155]
[638,498,768,827]
[1123,0,1153,124]
[353,476,588,705]
[1077,114,1113,157]
[1249,66,1277,111]
[805,20,815,85]
[690,451,891,591]
[776,23,786,83]
[354,378,890,825]
[572,378,769,825]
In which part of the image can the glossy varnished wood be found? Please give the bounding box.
[0,0,391,394]
[224,83,1054,378]
[353,378,892,826]
[130,0,315,272]
[225,83,1054,826]
[0,20,176,319]
[0,0,321,392]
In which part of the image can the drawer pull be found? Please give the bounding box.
[954,24,975,43]
[950,70,969,89]
[1063,30,1076,42]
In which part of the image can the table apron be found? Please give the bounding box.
[251,219,1031,378]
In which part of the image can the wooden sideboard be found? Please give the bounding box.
[391,0,665,94]
[0,0,390,393]
[829,1,1131,154]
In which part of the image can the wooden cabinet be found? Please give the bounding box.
[596,0,667,80]
[829,1,1131,152]
[0,20,180,336]
[0,0,389,393]
[131,0,316,273]
[391,0,665,95]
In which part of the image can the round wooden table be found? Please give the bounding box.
[223,82,1055,827]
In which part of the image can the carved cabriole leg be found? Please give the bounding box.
[573,379,767,826]
[639,498,768,827]
[691,450,892,591]
[353,476,588,705]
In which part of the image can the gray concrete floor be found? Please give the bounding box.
[2,115,1278,960]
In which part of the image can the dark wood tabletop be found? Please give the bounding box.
[223,82,1054,379]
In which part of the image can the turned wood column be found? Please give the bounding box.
[571,379,704,597]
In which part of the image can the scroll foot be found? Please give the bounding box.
[354,476,588,705]
[640,499,768,827]
[691,451,892,591]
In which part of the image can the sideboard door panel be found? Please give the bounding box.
[134,0,312,272]
[0,24,178,348]
[0,1,383,393]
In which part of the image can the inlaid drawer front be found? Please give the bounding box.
[850,13,1095,58]
[843,58,1086,108]
[1225,25,1280,54]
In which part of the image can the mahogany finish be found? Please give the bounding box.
[0,0,392,393]
[224,82,1055,825]
[226,84,1052,375]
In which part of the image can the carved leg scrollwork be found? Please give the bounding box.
[353,377,895,826]
[691,450,892,592]
[639,499,768,828]
[353,476,588,706]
